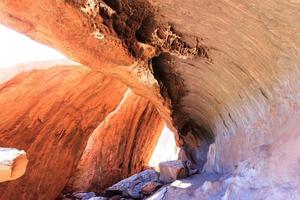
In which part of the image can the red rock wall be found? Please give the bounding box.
[0,0,173,129]
[66,90,164,192]
[0,65,163,200]
[1,1,299,199]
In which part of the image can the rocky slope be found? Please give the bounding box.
[0,63,163,200]
[0,0,299,199]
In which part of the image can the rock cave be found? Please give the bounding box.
[0,0,299,199]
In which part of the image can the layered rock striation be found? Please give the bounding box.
[0,0,299,199]
[66,89,164,192]
[0,63,163,200]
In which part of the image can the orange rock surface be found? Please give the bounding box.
[0,64,163,200]
[0,0,299,199]
[66,89,164,192]
[0,0,173,128]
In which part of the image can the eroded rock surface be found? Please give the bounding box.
[0,64,126,200]
[66,89,164,192]
[148,0,300,172]
[159,160,188,184]
[147,111,300,199]
[0,0,171,126]
[106,170,160,199]
[2,0,299,173]
[0,63,163,200]
[0,0,300,199]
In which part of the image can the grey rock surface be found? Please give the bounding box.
[107,170,159,199]
[141,181,163,195]
[159,160,188,183]
[72,192,96,200]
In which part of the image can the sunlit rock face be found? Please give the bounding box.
[0,64,126,200]
[0,148,28,182]
[0,0,172,129]
[66,89,164,192]
[0,64,163,200]
[0,0,299,199]
[1,0,299,171]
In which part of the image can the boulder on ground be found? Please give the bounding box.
[159,160,188,184]
[0,148,28,182]
[61,191,97,200]
[106,170,159,199]
[141,181,163,195]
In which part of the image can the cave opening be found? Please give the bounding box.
[0,24,67,68]
[0,14,213,199]
[148,124,179,168]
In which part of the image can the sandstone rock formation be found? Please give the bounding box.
[66,89,164,192]
[106,169,159,199]
[0,0,172,127]
[0,148,28,182]
[0,0,299,199]
[0,63,163,200]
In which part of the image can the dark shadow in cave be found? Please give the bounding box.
[151,53,214,171]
